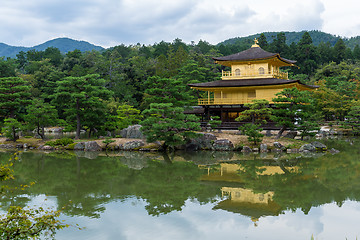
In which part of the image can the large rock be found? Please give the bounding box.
[38,145,54,150]
[299,142,327,152]
[74,142,85,150]
[260,144,268,153]
[84,141,101,151]
[329,148,340,154]
[212,139,234,151]
[184,133,217,151]
[273,142,285,150]
[299,143,316,152]
[242,146,252,153]
[0,144,15,149]
[120,125,144,139]
[311,141,327,151]
[119,140,145,151]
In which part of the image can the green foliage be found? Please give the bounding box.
[239,123,264,145]
[141,103,200,150]
[0,153,68,239]
[208,116,222,130]
[116,104,142,130]
[2,118,22,142]
[1,33,360,139]
[102,137,116,149]
[53,74,112,139]
[25,98,58,139]
[271,88,320,138]
[343,101,360,134]
[65,143,77,150]
[0,57,16,77]
[142,76,194,108]
[0,77,31,118]
[0,206,66,240]
[235,99,272,124]
[45,138,74,147]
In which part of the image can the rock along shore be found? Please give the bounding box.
[0,131,339,154]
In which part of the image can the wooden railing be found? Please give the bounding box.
[222,70,288,80]
[198,98,258,105]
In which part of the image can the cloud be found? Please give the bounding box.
[0,0,358,48]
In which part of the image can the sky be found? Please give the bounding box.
[1,0,360,48]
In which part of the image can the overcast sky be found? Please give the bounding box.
[1,0,359,48]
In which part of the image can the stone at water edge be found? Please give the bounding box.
[212,139,234,151]
[184,133,217,151]
[119,140,145,150]
[241,146,252,153]
[260,144,267,152]
[273,142,285,150]
[299,144,316,152]
[311,141,327,151]
[84,141,102,151]
[74,142,85,150]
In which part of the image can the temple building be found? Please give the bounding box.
[188,39,317,128]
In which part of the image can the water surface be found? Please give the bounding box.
[1,139,360,240]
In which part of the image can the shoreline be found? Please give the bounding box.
[0,130,344,153]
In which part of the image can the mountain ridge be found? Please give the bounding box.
[218,30,360,49]
[0,37,104,58]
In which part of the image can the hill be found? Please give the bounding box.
[218,30,359,48]
[0,38,104,58]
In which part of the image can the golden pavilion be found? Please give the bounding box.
[188,39,317,127]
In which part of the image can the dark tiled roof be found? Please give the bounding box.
[213,47,296,64]
[188,78,318,89]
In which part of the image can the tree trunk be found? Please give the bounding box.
[12,126,17,142]
[41,126,45,140]
[37,124,45,140]
[76,99,81,140]
[276,126,286,139]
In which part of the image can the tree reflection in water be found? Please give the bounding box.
[0,138,359,221]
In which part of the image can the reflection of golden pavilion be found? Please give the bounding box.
[200,162,292,222]
[200,163,297,182]
[214,187,281,220]
[222,187,273,204]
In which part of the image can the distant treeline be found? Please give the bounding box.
[0,31,360,138]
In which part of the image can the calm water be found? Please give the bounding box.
[1,139,360,240]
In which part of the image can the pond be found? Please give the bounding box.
[1,138,360,240]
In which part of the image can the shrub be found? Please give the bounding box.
[46,138,74,147]
[65,143,77,150]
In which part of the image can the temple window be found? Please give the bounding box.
[235,68,241,76]
[248,91,256,98]
[258,67,265,75]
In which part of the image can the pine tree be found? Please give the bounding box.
[141,103,200,150]
[271,88,319,138]
[257,33,268,49]
[0,77,31,118]
[25,98,58,139]
[53,74,112,139]
[333,38,347,63]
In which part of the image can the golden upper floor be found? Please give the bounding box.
[213,40,296,81]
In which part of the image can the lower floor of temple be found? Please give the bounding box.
[185,105,281,130]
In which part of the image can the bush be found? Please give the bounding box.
[65,143,77,150]
[46,138,74,147]
[239,123,264,145]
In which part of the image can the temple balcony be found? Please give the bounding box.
[222,70,288,80]
[198,98,265,105]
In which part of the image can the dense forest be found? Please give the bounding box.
[0,31,360,141]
